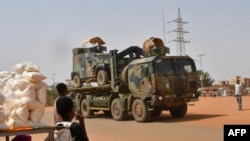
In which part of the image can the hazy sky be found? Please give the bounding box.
[0,0,250,85]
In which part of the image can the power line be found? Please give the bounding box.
[167,8,190,56]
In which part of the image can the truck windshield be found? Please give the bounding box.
[156,59,174,74]
[155,59,195,74]
[175,59,194,73]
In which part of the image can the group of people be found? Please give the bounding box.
[54,83,89,141]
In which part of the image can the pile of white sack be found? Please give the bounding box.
[0,61,48,130]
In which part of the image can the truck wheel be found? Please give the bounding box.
[97,70,109,85]
[73,74,82,88]
[132,99,151,122]
[169,103,187,118]
[81,99,94,118]
[111,98,127,121]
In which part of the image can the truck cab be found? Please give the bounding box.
[127,55,199,106]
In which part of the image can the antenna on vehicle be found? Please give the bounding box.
[162,8,166,45]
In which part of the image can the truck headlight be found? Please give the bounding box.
[158,96,163,101]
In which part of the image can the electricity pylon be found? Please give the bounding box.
[168,8,190,56]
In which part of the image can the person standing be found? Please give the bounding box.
[54,83,68,124]
[56,96,89,141]
[234,79,243,111]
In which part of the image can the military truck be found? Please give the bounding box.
[71,37,111,87]
[70,37,200,122]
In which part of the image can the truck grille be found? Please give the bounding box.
[174,78,186,91]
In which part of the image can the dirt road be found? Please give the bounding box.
[1,96,249,141]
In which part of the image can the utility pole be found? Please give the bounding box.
[52,73,56,86]
[197,54,205,88]
[168,8,190,56]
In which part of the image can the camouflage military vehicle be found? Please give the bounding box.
[71,37,111,87]
[70,37,200,122]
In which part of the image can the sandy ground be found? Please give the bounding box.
[1,95,249,141]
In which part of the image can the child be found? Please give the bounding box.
[56,96,89,141]
[54,83,68,124]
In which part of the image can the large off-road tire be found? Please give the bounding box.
[73,74,82,88]
[169,103,188,118]
[81,99,94,118]
[97,70,109,85]
[132,99,151,122]
[111,98,128,121]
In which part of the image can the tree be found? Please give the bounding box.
[46,85,58,106]
[197,70,215,87]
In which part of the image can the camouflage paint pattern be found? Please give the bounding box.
[128,56,155,96]
[127,55,199,106]
[72,46,110,82]
[71,37,200,117]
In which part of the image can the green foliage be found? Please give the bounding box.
[46,86,58,106]
[203,72,215,87]
[197,70,215,87]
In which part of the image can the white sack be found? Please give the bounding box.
[27,99,44,111]
[19,96,44,111]
[16,79,32,91]
[1,77,9,85]
[25,61,40,72]
[2,85,14,95]
[0,123,8,130]
[0,94,5,105]
[14,85,36,100]
[19,97,33,105]
[0,83,4,93]
[0,61,48,129]
[29,107,43,123]
[22,71,46,82]
[36,86,47,106]
[33,81,48,90]
[14,74,23,79]
[8,79,19,91]
[4,98,21,112]
[0,71,9,79]
[14,63,25,74]
[16,105,29,123]
[10,109,19,120]
[6,72,16,80]
[7,118,26,129]
[0,111,7,123]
